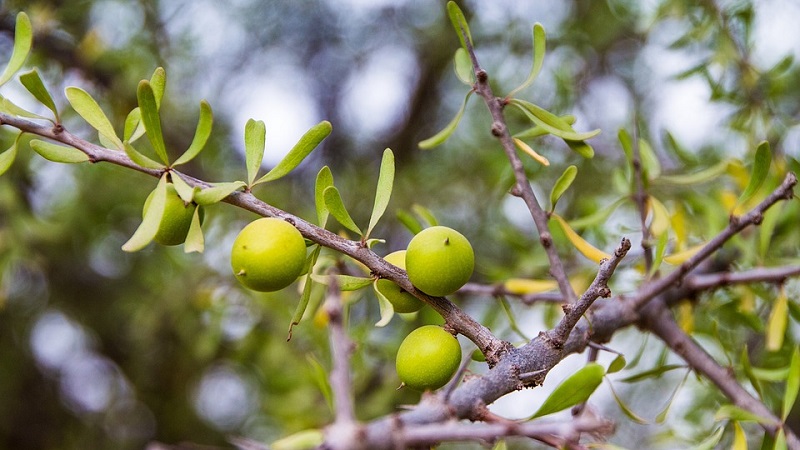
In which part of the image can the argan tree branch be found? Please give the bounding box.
[686,265,800,291]
[0,112,505,359]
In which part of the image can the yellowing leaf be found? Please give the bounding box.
[503,278,557,295]
[663,242,706,265]
[677,300,694,334]
[552,214,611,263]
[513,137,549,166]
[732,422,747,450]
[766,288,788,352]
[648,196,670,237]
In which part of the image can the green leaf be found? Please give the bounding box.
[184,206,204,253]
[396,209,424,235]
[608,354,627,374]
[759,204,782,258]
[411,204,439,227]
[137,80,168,164]
[315,166,334,227]
[366,148,395,238]
[638,138,661,180]
[773,428,787,450]
[20,69,59,121]
[498,296,529,341]
[311,274,373,291]
[569,197,627,230]
[446,1,473,53]
[690,426,724,450]
[288,246,322,340]
[736,140,771,212]
[149,67,166,109]
[419,91,473,149]
[169,172,195,203]
[453,48,473,84]
[173,100,213,166]
[619,364,686,383]
[372,281,395,327]
[124,142,166,170]
[123,107,146,143]
[0,95,47,120]
[531,363,604,418]
[255,120,332,185]
[0,12,33,87]
[65,87,124,150]
[766,288,788,351]
[567,139,595,159]
[715,404,777,425]
[512,99,601,142]
[654,160,732,185]
[741,345,763,398]
[30,140,90,163]
[507,23,546,98]
[550,165,577,211]
[271,428,325,450]
[514,115,576,140]
[607,379,649,424]
[306,354,333,413]
[617,129,634,163]
[0,138,18,176]
[783,347,800,420]
[648,230,669,278]
[323,186,362,236]
[122,174,168,252]
[193,181,246,206]
[244,118,266,186]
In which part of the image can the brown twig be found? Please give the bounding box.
[685,265,800,291]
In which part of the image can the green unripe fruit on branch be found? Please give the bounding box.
[375,250,425,313]
[230,218,307,292]
[405,226,474,297]
[143,183,202,246]
[395,325,462,391]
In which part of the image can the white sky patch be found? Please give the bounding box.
[752,0,800,69]
[341,46,419,139]
[90,0,144,49]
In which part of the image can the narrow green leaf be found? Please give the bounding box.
[512,99,601,142]
[766,288,788,351]
[567,139,595,159]
[288,246,322,340]
[741,345,763,398]
[311,274,373,291]
[244,119,266,186]
[654,160,732,185]
[65,87,124,149]
[514,115,577,140]
[255,120,332,185]
[0,95,47,120]
[759,204,782,258]
[607,379,649,424]
[783,347,800,420]
[323,186,362,236]
[617,129,634,163]
[638,138,661,180]
[396,209,423,235]
[453,48,473,85]
[411,204,439,227]
[0,12,33,87]
[124,142,166,170]
[183,206,204,253]
[531,363,605,418]
[498,296,529,341]
[20,69,59,121]
[569,197,627,230]
[366,148,395,238]
[655,370,689,424]
[122,174,168,252]
[608,354,627,374]
[315,166,334,227]
[715,404,777,425]
[618,364,686,383]
[193,181,245,206]
[30,140,90,163]
[306,354,334,413]
[169,172,195,203]
[149,67,166,109]
[173,100,213,166]
[690,426,725,450]
[419,91,473,149]
[272,429,324,450]
[372,281,395,327]
[137,80,168,164]
[648,230,669,278]
[507,23,546,98]
[446,1,473,53]
[736,140,771,211]
[773,428,787,450]
[550,165,577,211]
[123,107,146,143]
[0,138,18,176]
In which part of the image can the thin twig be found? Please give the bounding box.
[685,265,800,291]
[459,282,565,305]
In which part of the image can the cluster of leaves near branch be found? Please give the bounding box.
[1,2,800,450]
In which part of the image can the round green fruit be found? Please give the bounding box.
[143,183,201,246]
[375,250,425,313]
[405,226,474,297]
[230,218,307,292]
[396,325,462,391]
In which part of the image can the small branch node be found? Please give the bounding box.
[476,69,488,83]
[491,121,504,137]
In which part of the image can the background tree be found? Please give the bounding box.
[1,1,800,449]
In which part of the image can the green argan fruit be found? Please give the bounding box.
[375,250,425,313]
[143,183,201,246]
[405,226,474,297]
[396,325,462,391]
[230,217,307,292]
